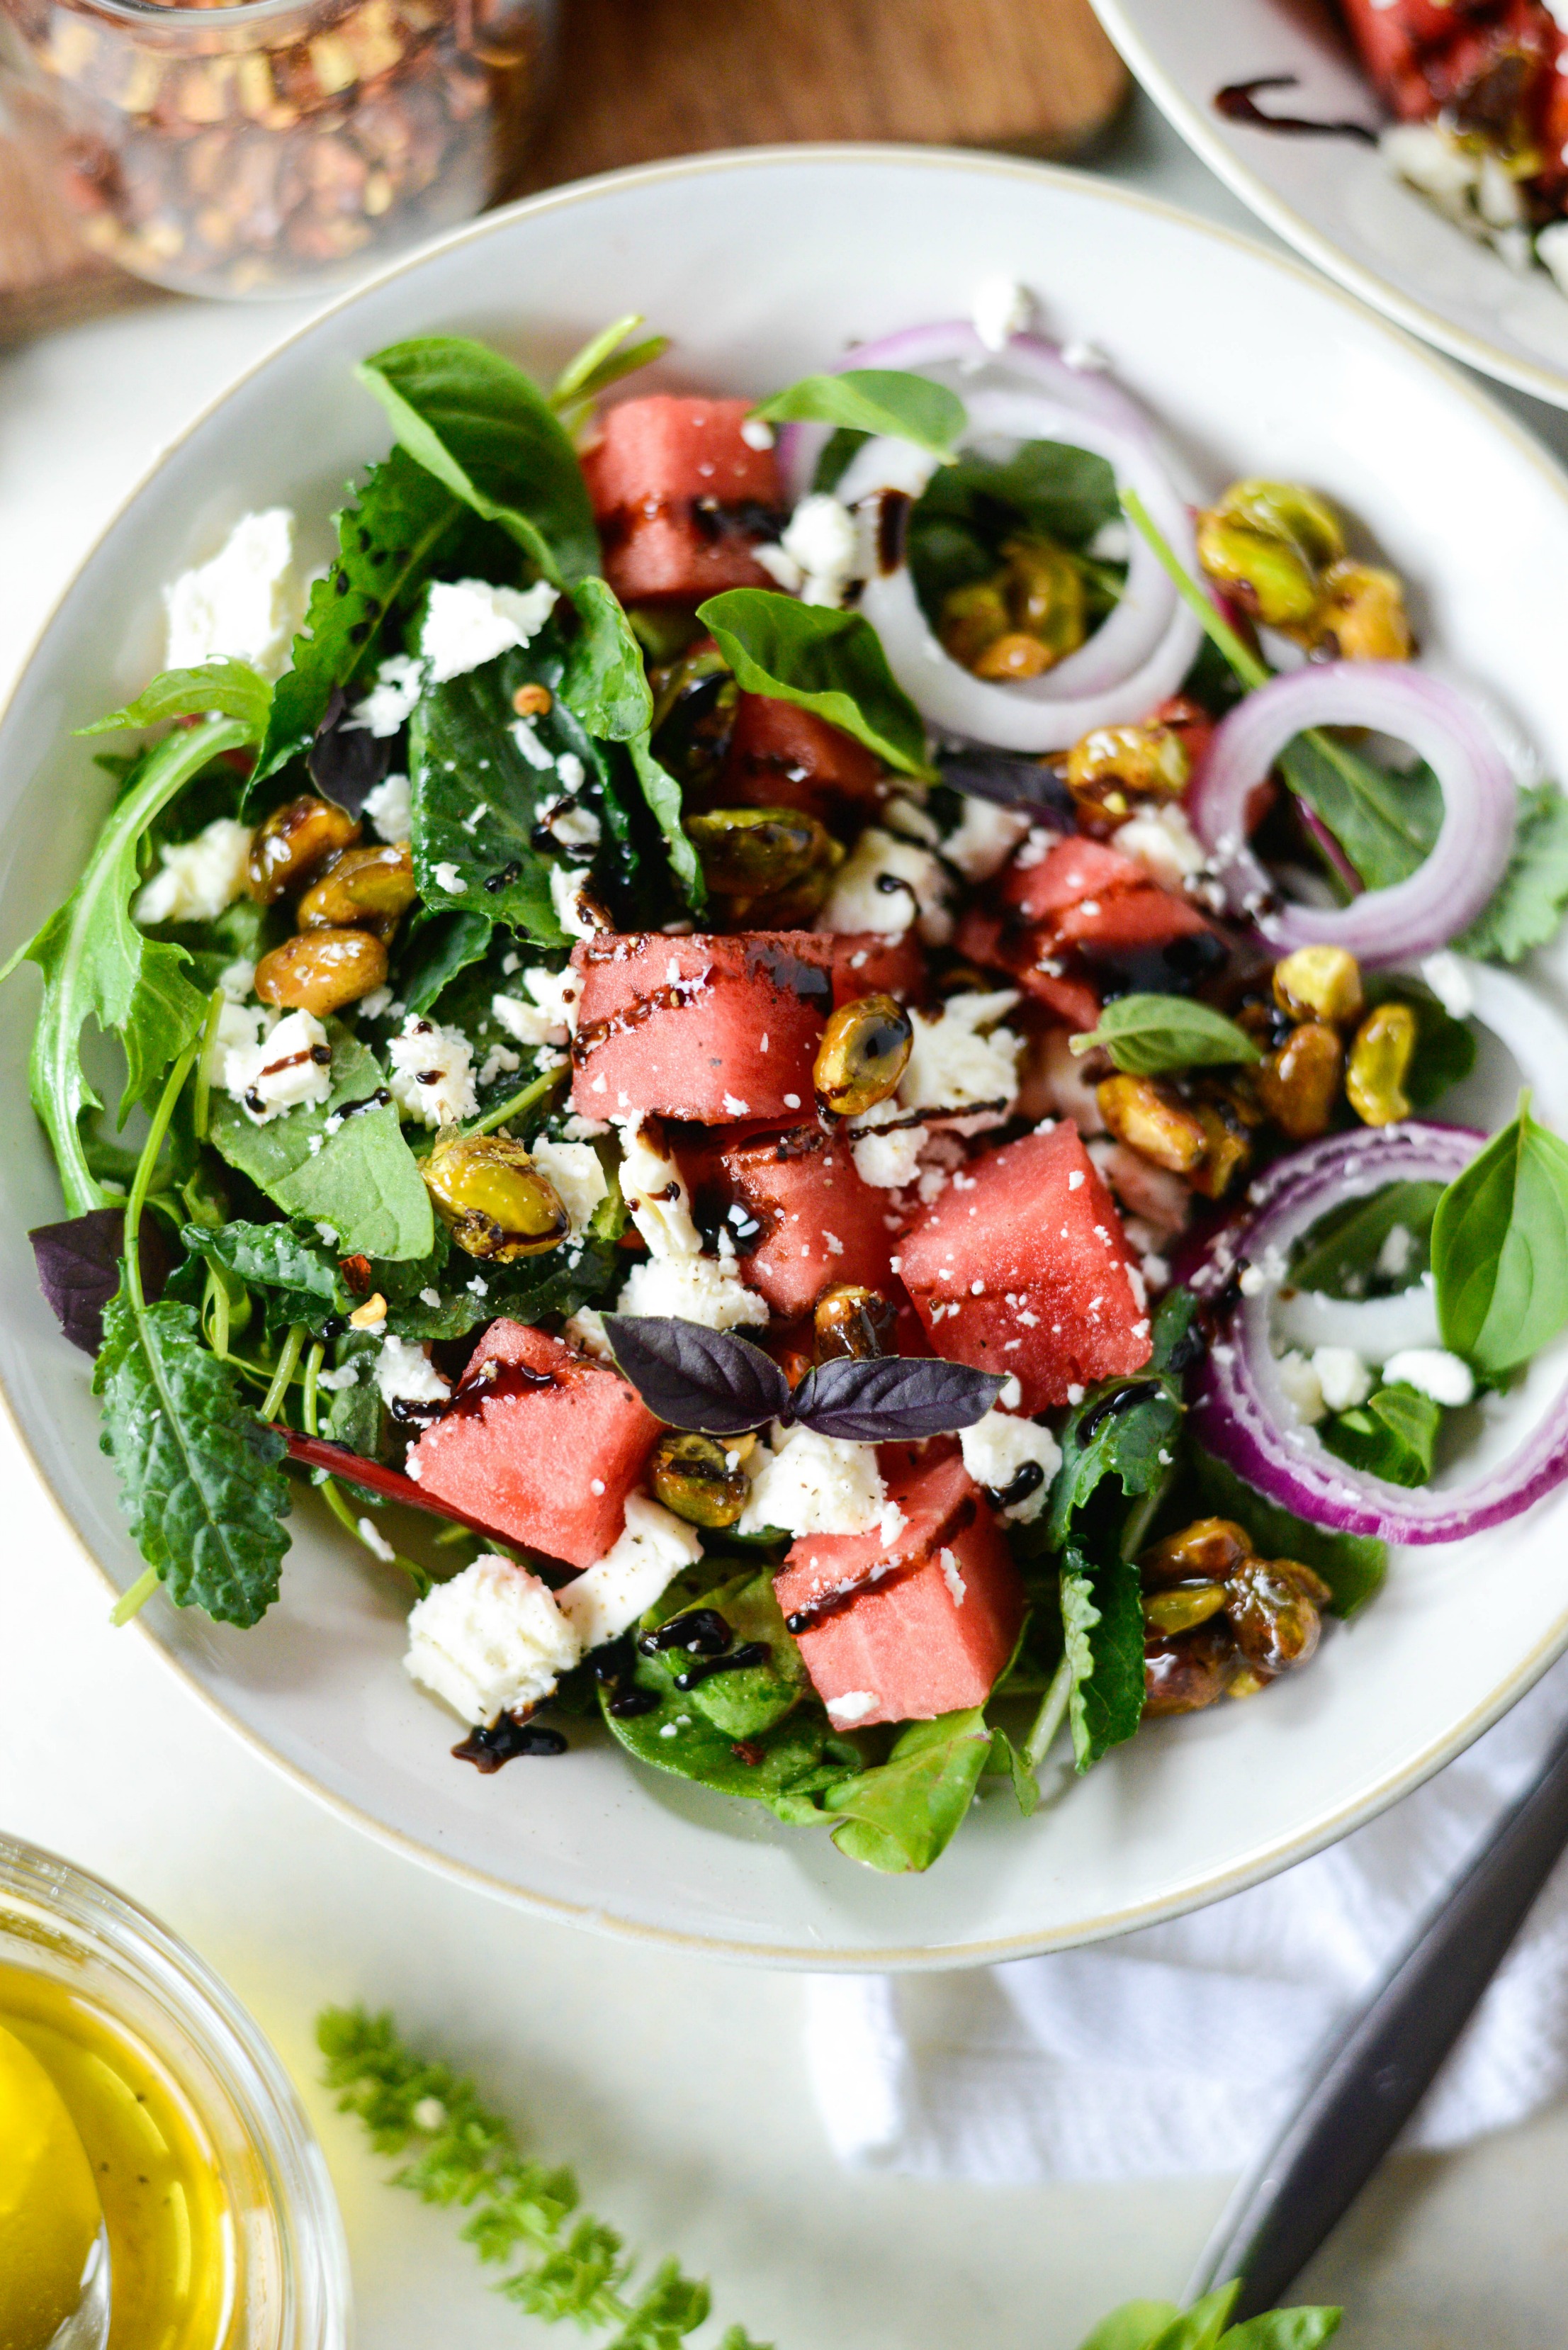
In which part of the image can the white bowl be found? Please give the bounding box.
[1090,0,1568,408]
[6,147,1568,1968]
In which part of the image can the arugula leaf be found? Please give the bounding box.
[1076,2306,1183,2350]
[1192,1449,1385,1619]
[697,590,932,780]
[1432,1094,1568,1374]
[208,1029,433,1261]
[1071,994,1260,1076]
[6,716,251,1213]
[1321,1381,1441,1488]
[96,1278,291,1626]
[823,1707,994,1872]
[627,732,705,910]
[753,369,966,457]
[1287,1179,1442,1300]
[254,446,466,787]
[79,660,273,738]
[1457,778,1568,964]
[985,1724,1042,1816]
[358,337,599,591]
[562,577,655,741]
[1060,1541,1146,1770]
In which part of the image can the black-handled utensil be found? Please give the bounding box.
[1188,1707,1568,2319]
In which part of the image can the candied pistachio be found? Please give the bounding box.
[1142,1516,1253,1588]
[1273,945,1364,1028]
[814,992,913,1119]
[1212,478,1346,569]
[1188,1097,1253,1201]
[1346,1001,1416,1127]
[247,793,361,904]
[1195,513,1319,632]
[650,1430,751,1529]
[938,538,1087,678]
[1143,1582,1229,1637]
[254,926,386,1016]
[973,631,1054,682]
[422,1129,570,1261]
[1065,716,1190,830]
[1095,1074,1207,1176]
[1256,1021,1343,1143]
[939,578,1013,671]
[1224,1557,1332,1676]
[1312,559,1414,663]
[813,1282,898,1364]
[297,841,417,935]
[685,805,830,898]
[1144,1620,1239,1716]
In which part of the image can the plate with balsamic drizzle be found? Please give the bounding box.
[1088,0,1568,407]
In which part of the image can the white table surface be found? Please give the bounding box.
[5,94,1568,2350]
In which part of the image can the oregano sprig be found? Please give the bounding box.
[317,2006,772,2350]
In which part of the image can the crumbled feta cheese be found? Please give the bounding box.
[754,543,805,595]
[135,816,254,927]
[358,985,393,1021]
[852,1120,926,1189]
[1381,1348,1475,1408]
[898,990,1022,1130]
[778,494,859,607]
[362,770,413,843]
[374,1337,451,1411]
[1113,803,1210,894]
[738,1424,886,1537]
[538,798,602,853]
[490,964,581,1052]
[344,654,427,739]
[614,1118,700,1257]
[1419,950,1475,1021]
[477,1042,521,1088]
[1312,1346,1373,1414]
[419,578,559,685]
[218,957,256,1003]
[958,1409,1062,1524]
[509,716,558,770]
[1377,1223,1414,1280]
[563,1305,615,1361]
[223,1007,332,1125]
[316,1361,360,1392]
[529,1138,608,1234]
[555,1494,706,1651]
[740,415,776,451]
[404,1555,581,1724]
[971,272,1033,352]
[616,1249,769,1331]
[818,827,950,943]
[825,1690,878,1725]
[941,797,1032,882]
[549,864,602,940]
[387,1015,478,1126]
[356,1515,397,1564]
[164,509,306,681]
[1276,1350,1326,1426]
[431,860,465,895]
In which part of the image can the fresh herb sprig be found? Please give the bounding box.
[752,368,965,457]
[1071,994,1260,1078]
[317,2005,772,2350]
[696,590,935,780]
[1432,1090,1568,1376]
[602,1315,1002,1440]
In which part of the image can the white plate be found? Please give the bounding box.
[6,147,1568,1967]
[1090,0,1568,408]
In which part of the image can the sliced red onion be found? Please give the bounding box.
[1189,665,1517,968]
[833,387,1201,753]
[1422,955,1568,1135]
[1190,1122,1568,1542]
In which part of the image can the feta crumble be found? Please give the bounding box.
[825,1690,878,1725]
[958,1409,1062,1524]
[419,578,559,685]
[362,770,413,843]
[1381,1348,1475,1408]
[404,1555,581,1724]
[549,864,602,940]
[738,1424,886,1538]
[344,653,427,739]
[779,494,860,607]
[135,816,254,927]
[1312,1346,1373,1415]
[941,797,1032,882]
[374,1337,451,1412]
[555,1495,706,1651]
[897,990,1022,1130]
[614,1119,699,1258]
[817,827,951,943]
[971,272,1033,352]
[387,1015,479,1126]
[529,1138,608,1234]
[164,508,306,681]
[616,1247,769,1332]
[1113,803,1211,894]
[222,1006,332,1125]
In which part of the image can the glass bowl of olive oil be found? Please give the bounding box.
[0,1834,349,2350]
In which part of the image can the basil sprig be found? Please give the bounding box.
[1070,993,1260,1078]
[1433,1091,1568,1376]
[602,1315,1000,1439]
[752,366,965,458]
[696,589,934,779]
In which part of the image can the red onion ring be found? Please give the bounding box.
[1189,665,1517,967]
[1190,1122,1568,1542]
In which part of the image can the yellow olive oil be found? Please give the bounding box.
[0,1962,230,2350]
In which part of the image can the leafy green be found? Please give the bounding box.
[396,908,497,1017]
[358,336,599,591]
[601,1682,863,1823]
[96,1279,291,1626]
[1457,778,1568,963]
[254,446,468,787]
[1149,2290,1240,2350]
[1274,735,1442,894]
[697,589,933,779]
[548,313,670,437]
[627,731,704,909]
[1287,1180,1442,1300]
[208,1029,433,1261]
[1060,1541,1146,1770]
[1216,2312,1341,2350]
[1432,1093,1568,1374]
[6,716,252,1214]
[318,2005,770,2350]
[636,1564,806,1740]
[1044,1296,1194,1549]
[1322,1381,1441,1488]
[909,439,1120,614]
[1076,2305,1182,2350]
[812,428,870,495]
[79,660,273,738]
[823,1707,994,1872]
[1071,994,1260,1077]
[183,1219,346,1336]
[562,577,655,740]
[1192,1449,1385,1618]
[753,368,966,457]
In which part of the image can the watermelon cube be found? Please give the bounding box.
[898,1123,1153,1410]
[827,931,925,1006]
[581,397,784,604]
[954,906,1101,1031]
[682,1123,898,1316]
[405,1320,660,1570]
[775,1451,1025,1728]
[721,693,886,826]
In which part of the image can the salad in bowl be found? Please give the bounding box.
[14,287,1568,1879]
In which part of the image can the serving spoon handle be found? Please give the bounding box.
[1187,1707,1568,2319]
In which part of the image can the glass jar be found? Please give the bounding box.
[0,0,555,296]
[0,1833,351,2350]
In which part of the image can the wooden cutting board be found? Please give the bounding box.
[0,0,1125,343]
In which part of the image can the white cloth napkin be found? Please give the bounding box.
[808,1653,1568,2181]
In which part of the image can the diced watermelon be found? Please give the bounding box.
[953,906,1102,1030]
[776,1451,1025,1728]
[405,1321,660,1570]
[898,1123,1153,1410]
[582,397,783,604]
[1002,835,1156,923]
[1054,887,1212,953]
[721,693,886,825]
[827,931,925,1006]
[682,1123,898,1315]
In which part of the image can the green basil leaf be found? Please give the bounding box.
[984,1725,1042,1817]
[1456,777,1568,965]
[6,717,249,1213]
[561,575,655,741]
[1321,1381,1441,1489]
[1275,735,1443,894]
[628,731,704,910]
[1191,1449,1385,1619]
[753,368,966,458]
[697,588,932,779]
[1071,993,1261,1076]
[357,336,599,592]
[1149,2287,1241,2350]
[79,660,273,738]
[1076,2306,1183,2350]
[96,1281,291,1626]
[1217,2311,1341,2350]
[1433,1095,1568,1374]
[823,1706,993,1872]
[1061,1541,1146,1771]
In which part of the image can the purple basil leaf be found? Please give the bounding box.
[792,1354,1004,1441]
[602,1314,791,1434]
[30,1208,170,1355]
[308,684,395,816]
